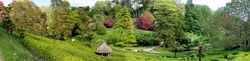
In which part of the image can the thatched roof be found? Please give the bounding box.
[95,42,112,53]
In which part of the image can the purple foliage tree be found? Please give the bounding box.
[138,17,154,30]
[104,19,115,28]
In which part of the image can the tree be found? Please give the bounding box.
[113,6,137,47]
[40,12,47,37]
[50,0,74,40]
[170,41,182,58]
[114,4,123,21]
[10,0,41,38]
[223,0,250,51]
[153,0,177,48]
[140,11,155,21]
[184,0,202,35]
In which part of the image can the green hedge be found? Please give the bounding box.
[23,35,84,61]
[23,33,184,61]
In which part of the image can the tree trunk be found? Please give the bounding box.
[53,35,56,42]
[199,45,202,61]
[163,40,166,49]
[36,27,38,35]
[89,38,92,48]
[43,18,45,37]
[10,28,13,35]
[6,26,9,35]
[20,33,23,39]
[175,51,177,58]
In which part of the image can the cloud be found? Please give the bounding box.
[0,0,13,6]
[68,0,100,7]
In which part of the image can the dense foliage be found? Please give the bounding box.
[113,6,137,47]
[133,30,159,46]
[140,11,155,21]
[104,19,115,28]
[97,24,107,35]
[138,17,154,30]
[184,0,202,35]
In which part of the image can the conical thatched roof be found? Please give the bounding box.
[95,42,112,53]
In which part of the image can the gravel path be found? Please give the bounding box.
[135,42,163,53]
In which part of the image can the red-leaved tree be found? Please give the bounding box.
[104,19,115,28]
[138,17,155,30]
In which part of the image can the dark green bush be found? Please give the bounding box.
[133,30,159,46]
[97,24,107,35]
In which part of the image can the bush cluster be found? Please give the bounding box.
[133,30,159,46]
[97,24,107,35]
[138,17,154,30]
[104,19,115,28]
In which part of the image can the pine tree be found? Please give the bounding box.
[184,0,202,35]
[113,6,137,47]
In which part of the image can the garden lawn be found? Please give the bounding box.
[0,28,37,61]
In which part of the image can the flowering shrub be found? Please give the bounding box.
[86,20,92,24]
[138,17,154,30]
[104,19,115,28]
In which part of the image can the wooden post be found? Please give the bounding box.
[108,53,110,57]
[101,54,103,56]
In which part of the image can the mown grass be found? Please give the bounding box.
[110,45,154,50]
[153,47,173,53]
[0,28,37,61]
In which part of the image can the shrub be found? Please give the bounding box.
[138,17,154,30]
[133,30,159,46]
[23,34,83,60]
[227,54,239,60]
[97,24,107,35]
[104,19,115,28]
[140,11,155,21]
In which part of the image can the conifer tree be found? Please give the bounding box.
[113,6,137,47]
[184,0,202,35]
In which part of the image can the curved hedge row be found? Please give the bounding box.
[23,35,84,61]
[23,33,180,61]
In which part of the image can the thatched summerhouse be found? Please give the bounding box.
[95,42,112,57]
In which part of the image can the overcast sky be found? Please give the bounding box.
[0,0,231,11]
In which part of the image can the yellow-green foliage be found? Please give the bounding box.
[97,24,107,35]
[232,52,250,61]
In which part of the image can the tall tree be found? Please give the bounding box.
[50,0,74,40]
[41,12,47,37]
[113,6,137,47]
[10,0,41,38]
[153,0,177,48]
[224,0,250,51]
[184,0,202,35]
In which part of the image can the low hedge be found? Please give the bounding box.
[23,36,84,60]
[23,33,185,61]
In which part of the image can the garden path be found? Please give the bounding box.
[135,42,163,53]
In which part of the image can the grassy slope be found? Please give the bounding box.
[0,28,37,61]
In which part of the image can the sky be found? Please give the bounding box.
[0,0,231,11]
